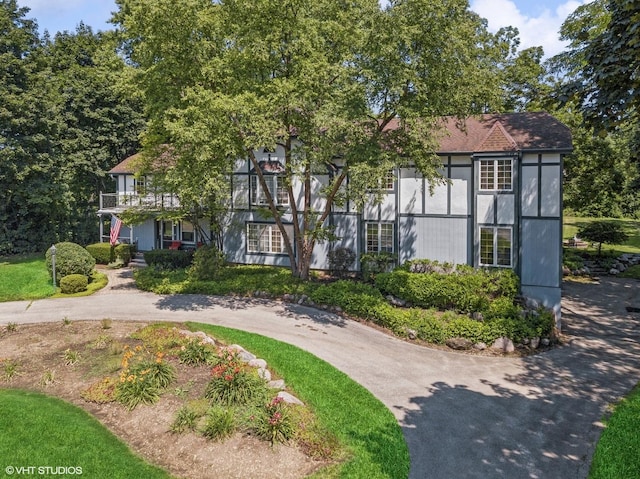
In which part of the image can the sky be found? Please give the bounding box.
[17,0,588,58]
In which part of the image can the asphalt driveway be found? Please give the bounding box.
[1,270,638,479]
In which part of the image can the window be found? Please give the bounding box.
[480,159,512,191]
[383,170,395,190]
[480,227,512,267]
[250,175,289,206]
[365,223,394,253]
[181,221,195,243]
[246,223,291,254]
[134,176,147,194]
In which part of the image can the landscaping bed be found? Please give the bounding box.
[0,320,339,479]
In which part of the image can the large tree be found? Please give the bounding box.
[549,0,640,217]
[0,0,60,253]
[0,2,144,255]
[114,0,504,278]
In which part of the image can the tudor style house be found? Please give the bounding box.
[98,112,572,319]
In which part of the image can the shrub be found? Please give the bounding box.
[254,396,295,445]
[144,249,194,270]
[116,370,161,410]
[188,245,226,281]
[328,247,356,277]
[375,266,519,314]
[205,349,268,406]
[60,274,89,294]
[201,405,236,441]
[179,339,216,366]
[86,243,114,264]
[45,242,96,278]
[360,252,397,281]
[114,244,132,265]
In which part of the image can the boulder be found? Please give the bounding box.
[491,337,515,353]
[446,337,474,350]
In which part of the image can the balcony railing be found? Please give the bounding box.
[100,192,180,211]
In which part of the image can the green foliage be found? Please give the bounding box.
[201,405,236,441]
[86,243,114,264]
[135,264,305,296]
[178,339,216,366]
[45,242,96,278]
[578,221,630,255]
[619,265,640,279]
[114,244,133,265]
[144,249,194,270]
[60,274,89,294]
[129,324,188,354]
[0,6,144,255]
[360,252,397,281]
[188,244,226,281]
[113,0,506,279]
[254,396,295,445]
[205,349,269,406]
[375,265,519,313]
[328,247,356,278]
[170,405,201,434]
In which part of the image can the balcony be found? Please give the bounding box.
[99,192,180,212]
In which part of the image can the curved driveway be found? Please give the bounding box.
[1,269,639,479]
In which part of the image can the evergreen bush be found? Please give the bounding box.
[59,274,89,294]
[144,249,194,270]
[45,242,95,278]
[86,243,114,264]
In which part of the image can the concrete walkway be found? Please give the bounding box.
[1,268,639,479]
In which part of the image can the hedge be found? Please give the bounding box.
[60,274,89,294]
[143,249,194,270]
[375,266,519,314]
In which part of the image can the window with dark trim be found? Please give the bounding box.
[250,175,289,206]
[365,223,394,253]
[479,159,512,191]
[246,223,292,254]
[479,226,512,267]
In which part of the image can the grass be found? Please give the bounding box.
[0,254,55,302]
[564,216,640,254]
[589,384,640,479]
[0,389,173,479]
[0,254,108,301]
[188,322,410,479]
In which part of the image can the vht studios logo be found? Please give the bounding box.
[5,466,83,475]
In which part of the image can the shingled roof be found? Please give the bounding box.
[108,112,572,173]
[437,112,573,153]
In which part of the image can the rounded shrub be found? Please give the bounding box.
[86,243,114,264]
[45,242,96,278]
[60,274,89,294]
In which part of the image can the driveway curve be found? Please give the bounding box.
[1,268,639,479]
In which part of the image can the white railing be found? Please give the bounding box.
[100,192,180,211]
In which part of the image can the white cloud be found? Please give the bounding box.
[470,0,587,58]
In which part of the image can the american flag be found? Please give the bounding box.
[109,215,122,246]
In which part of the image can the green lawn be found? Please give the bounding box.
[0,389,174,479]
[564,216,640,254]
[0,254,55,302]
[589,384,640,479]
[0,254,108,301]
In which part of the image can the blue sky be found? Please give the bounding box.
[17,0,587,57]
